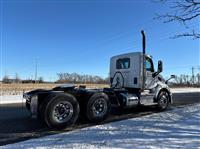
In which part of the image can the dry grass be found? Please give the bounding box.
[0,83,109,95]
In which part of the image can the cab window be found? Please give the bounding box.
[116,58,130,69]
[145,57,154,72]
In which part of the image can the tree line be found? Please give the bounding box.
[2,74,44,84]
[170,74,200,87]
[56,73,109,84]
[2,72,200,87]
[1,73,109,84]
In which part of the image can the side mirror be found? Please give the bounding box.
[165,75,176,84]
[170,75,176,79]
[152,60,163,78]
[158,60,163,73]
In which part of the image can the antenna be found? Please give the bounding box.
[35,59,38,84]
[141,30,146,54]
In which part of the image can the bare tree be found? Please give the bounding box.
[197,73,200,85]
[2,75,10,83]
[39,77,44,83]
[155,0,200,39]
[15,73,21,83]
[170,73,200,87]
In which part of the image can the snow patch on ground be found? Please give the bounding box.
[0,95,24,104]
[171,88,200,93]
[2,104,200,149]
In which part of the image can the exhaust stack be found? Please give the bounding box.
[141,30,146,54]
[141,30,146,91]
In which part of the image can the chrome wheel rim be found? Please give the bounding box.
[52,101,73,123]
[92,98,107,117]
[159,93,168,108]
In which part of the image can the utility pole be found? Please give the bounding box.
[192,67,194,85]
[35,59,38,84]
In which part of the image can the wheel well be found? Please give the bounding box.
[36,93,49,112]
[156,88,172,103]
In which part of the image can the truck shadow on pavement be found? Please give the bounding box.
[0,103,161,146]
[3,104,200,148]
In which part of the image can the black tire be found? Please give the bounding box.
[157,91,170,111]
[42,93,80,129]
[86,92,111,123]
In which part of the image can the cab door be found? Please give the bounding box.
[111,58,131,88]
[145,57,156,89]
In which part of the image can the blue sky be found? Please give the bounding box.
[1,0,199,81]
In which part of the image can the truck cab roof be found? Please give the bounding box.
[111,52,152,60]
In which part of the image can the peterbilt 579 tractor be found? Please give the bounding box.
[23,31,175,129]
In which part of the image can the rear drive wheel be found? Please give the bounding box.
[86,92,111,123]
[43,93,79,129]
[157,91,170,111]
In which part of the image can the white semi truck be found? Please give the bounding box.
[23,31,175,129]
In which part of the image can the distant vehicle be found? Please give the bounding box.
[23,31,175,129]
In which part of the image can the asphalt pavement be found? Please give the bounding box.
[0,91,199,146]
